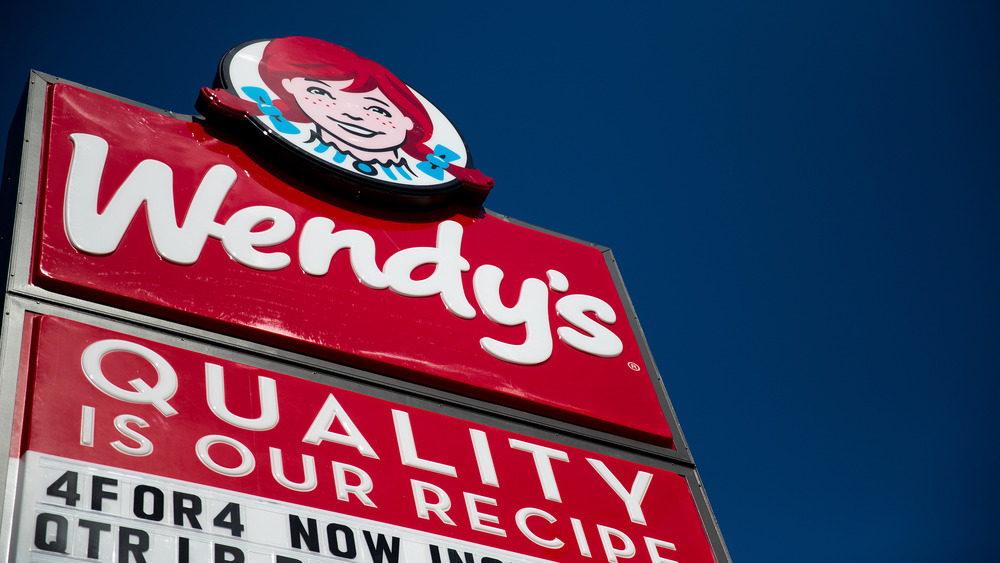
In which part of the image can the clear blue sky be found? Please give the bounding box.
[3,2,998,561]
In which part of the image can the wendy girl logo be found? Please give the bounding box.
[198,37,493,207]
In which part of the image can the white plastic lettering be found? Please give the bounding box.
[111,415,153,457]
[473,265,552,365]
[556,294,624,357]
[302,394,379,459]
[269,448,317,492]
[597,524,636,563]
[64,133,235,264]
[546,269,569,292]
[470,429,499,487]
[382,220,475,319]
[645,537,679,563]
[464,493,506,536]
[80,405,95,447]
[332,462,377,507]
[508,439,569,502]
[196,435,255,477]
[587,458,652,525]
[571,517,592,557]
[206,365,279,431]
[81,339,178,417]
[219,206,294,270]
[393,410,457,477]
[299,217,389,288]
[410,480,455,525]
[63,135,628,367]
[515,508,564,549]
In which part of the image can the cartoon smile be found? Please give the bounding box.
[328,116,383,138]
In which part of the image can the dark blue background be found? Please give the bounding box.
[3,2,998,560]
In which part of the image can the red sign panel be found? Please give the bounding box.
[32,83,672,446]
[14,315,714,562]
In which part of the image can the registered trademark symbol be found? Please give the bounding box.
[627,361,641,372]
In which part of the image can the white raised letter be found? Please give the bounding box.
[219,206,294,270]
[644,537,679,563]
[303,394,379,458]
[382,220,475,319]
[81,339,178,417]
[587,458,652,525]
[206,365,279,431]
[556,294,623,357]
[597,525,636,563]
[333,462,377,507]
[269,448,317,492]
[571,518,592,557]
[411,480,455,525]
[393,410,457,477]
[464,493,506,536]
[299,217,389,288]
[509,439,569,502]
[64,133,236,264]
[80,405,95,447]
[196,435,255,477]
[515,508,564,549]
[473,265,552,365]
[470,429,499,487]
[111,415,152,457]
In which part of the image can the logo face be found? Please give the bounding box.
[198,37,493,207]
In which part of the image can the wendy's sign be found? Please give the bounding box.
[0,38,730,563]
[29,78,674,447]
[198,37,493,208]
